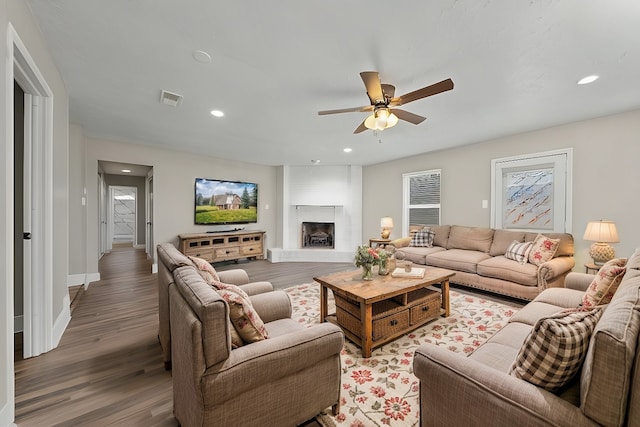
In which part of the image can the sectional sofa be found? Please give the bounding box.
[413,248,640,426]
[392,225,575,300]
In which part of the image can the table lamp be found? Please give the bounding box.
[380,217,394,239]
[583,220,619,265]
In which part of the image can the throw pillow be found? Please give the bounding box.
[410,228,435,248]
[210,280,250,299]
[216,288,269,343]
[504,240,533,264]
[528,234,560,266]
[580,258,627,309]
[509,308,602,391]
[229,324,244,349]
[188,256,221,282]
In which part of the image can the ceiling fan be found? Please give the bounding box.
[318,71,454,134]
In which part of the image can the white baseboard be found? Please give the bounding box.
[0,400,16,427]
[84,272,100,290]
[67,273,86,287]
[152,263,158,274]
[52,294,71,348]
[13,316,23,333]
[133,244,145,249]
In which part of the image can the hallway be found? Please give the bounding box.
[14,245,176,426]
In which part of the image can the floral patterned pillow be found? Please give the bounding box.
[188,256,220,282]
[528,234,560,266]
[216,287,269,343]
[580,258,627,309]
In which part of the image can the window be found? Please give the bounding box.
[402,170,441,234]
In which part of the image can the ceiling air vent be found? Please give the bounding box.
[159,90,183,107]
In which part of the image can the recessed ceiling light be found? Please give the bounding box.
[343,148,352,153]
[193,50,212,64]
[121,169,131,173]
[311,159,320,164]
[210,110,224,117]
[578,75,599,85]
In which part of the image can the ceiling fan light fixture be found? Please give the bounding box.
[364,107,398,131]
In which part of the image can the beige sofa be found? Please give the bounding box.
[413,248,640,427]
[157,242,273,369]
[169,265,344,426]
[392,225,575,300]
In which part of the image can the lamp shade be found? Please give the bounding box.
[380,217,394,229]
[583,220,619,243]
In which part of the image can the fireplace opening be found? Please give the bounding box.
[301,222,335,249]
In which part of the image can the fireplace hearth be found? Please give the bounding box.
[301,222,335,249]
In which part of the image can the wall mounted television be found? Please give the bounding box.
[194,178,258,225]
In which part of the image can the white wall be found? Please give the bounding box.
[362,109,640,270]
[68,124,86,278]
[81,136,278,276]
[2,1,70,424]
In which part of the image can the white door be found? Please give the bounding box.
[145,174,154,259]
[109,186,137,246]
[98,173,107,258]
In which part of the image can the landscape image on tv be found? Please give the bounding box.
[194,178,258,225]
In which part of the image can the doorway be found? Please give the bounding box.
[109,186,137,248]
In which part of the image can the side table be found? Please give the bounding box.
[369,238,391,248]
[584,263,600,274]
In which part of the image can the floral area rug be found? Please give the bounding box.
[286,282,522,427]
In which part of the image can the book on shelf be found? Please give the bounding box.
[391,267,425,278]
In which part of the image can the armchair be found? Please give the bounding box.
[157,242,273,369]
[169,266,344,426]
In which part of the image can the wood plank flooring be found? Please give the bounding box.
[13,246,354,426]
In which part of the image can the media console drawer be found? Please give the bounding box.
[178,230,265,263]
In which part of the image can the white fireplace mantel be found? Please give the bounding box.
[269,165,362,263]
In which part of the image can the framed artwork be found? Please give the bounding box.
[491,149,573,233]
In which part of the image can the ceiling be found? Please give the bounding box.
[26,1,640,167]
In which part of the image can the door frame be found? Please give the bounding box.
[3,24,55,423]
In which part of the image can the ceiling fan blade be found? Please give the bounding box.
[360,71,384,104]
[381,83,395,99]
[389,78,454,107]
[318,105,373,115]
[353,119,368,134]
[391,108,426,125]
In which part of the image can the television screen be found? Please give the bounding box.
[194,178,258,225]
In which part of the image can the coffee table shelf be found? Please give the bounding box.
[315,267,455,357]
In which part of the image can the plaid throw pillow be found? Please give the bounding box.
[504,240,533,264]
[509,308,602,391]
[410,228,435,248]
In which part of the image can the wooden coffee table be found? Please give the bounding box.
[314,267,455,357]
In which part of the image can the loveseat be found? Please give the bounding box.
[392,225,575,300]
[157,242,274,369]
[413,248,640,427]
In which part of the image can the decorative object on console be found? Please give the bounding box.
[354,245,379,281]
[583,220,619,265]
[380,216,394,239]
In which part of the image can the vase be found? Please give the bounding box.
[361,263,374,281]
[378,259,389,276]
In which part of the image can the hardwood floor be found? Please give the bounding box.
[13,246,354,426]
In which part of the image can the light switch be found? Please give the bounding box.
[482,200,488,209]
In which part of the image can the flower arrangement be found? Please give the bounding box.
[354,245,381,267]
